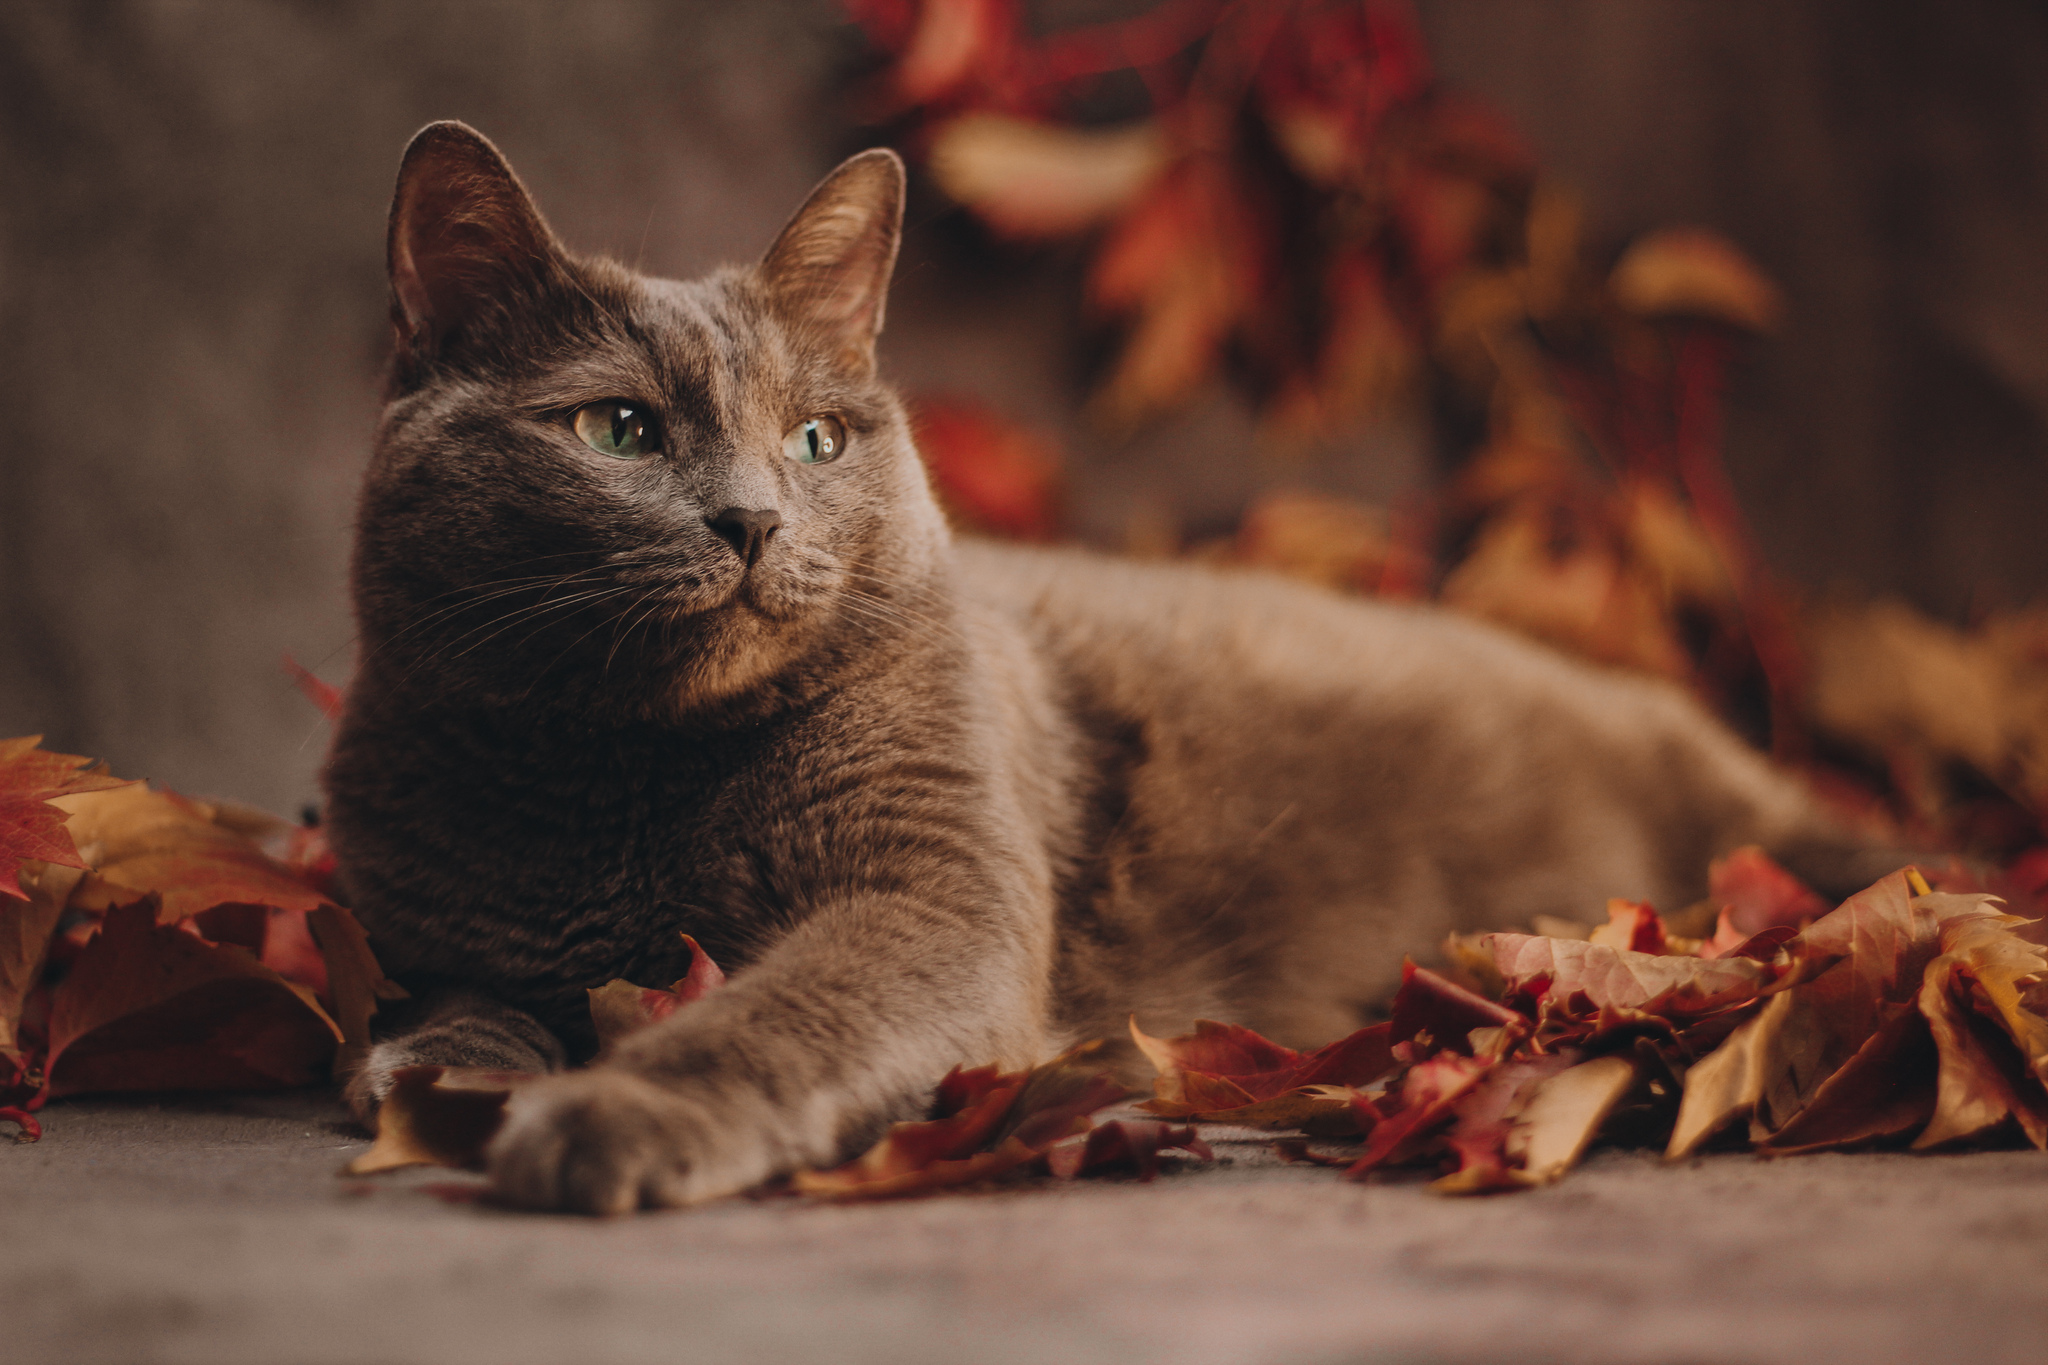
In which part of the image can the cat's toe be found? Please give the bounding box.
[486,1069,712,1215]
[340,1039,416,1125]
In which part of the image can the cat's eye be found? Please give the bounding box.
[572,401,660,460]
[782,416,847,466]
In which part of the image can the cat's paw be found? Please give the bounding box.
[486,1069,767,1215]
[341,1038,418,1125]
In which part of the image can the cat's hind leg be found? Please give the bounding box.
[342,986,567,1124]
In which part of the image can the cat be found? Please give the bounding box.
[324,121,1878,1215]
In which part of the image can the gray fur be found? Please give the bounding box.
[325,122,1856,1214]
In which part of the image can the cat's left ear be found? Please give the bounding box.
[759,149,906,372]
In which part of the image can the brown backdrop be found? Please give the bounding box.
[3,0,2044,812]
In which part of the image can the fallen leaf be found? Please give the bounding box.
[1131,1016,1394,1117]
[1488,930,1781,1017]
[1709,845,1829,937]
[1755,1003,1938,1155]
[1666,992,1790,1160]
[308,902,408,1078]
[1913,911,2048,1150]
[1,861,81,1060]
[0,737,135,899]
[587,934,725,1047]
[1586,899,1672,954]
[1346,1051,1491,1177]
[345,1065,540,1175]
[53,784,334,925]
[1388,959,1524,1052]
[1162,1083,1369,1135]
[1431,1049,1578,1193]
[793,1042,1127,1200]
[42,900,342,1098]
[1045,1119,1213,1180]
[910,398,1064,541]
[1504,1054,1640,1183]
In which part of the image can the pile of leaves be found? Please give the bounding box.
[12,731,2048,1201]
[0,737,401,1141]
[343,846,2048,1203]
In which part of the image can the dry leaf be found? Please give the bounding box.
[1,861,81,1061]
[0,736,135,898]
[345,1065,540,1175]
[1431,1050,1577,1193]
[1504,1054,1639,1183]
[43,900,342,1098]
[1345,1051,1491,1177]
[1488,931,1782,1017]
[793,1042,1127,1200]
[53,784,332,925]
[1709,845,1829,937]
[911,398,1063,541]
[587,934,725,1048]
[1130,1016,1394,1117]
[1666,992,1790,1160]
[1756,1003,1937,1155]
[308,902,408,1079]
[1044,1119,1213,1180]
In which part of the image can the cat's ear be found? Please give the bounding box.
[759,149,906,372]
[386,121,570,362]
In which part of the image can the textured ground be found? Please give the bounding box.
[7,1091,2048,1365]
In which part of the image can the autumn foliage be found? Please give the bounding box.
[0,738,399,1141]
[856,0,2048,864]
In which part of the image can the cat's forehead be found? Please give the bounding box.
[608,269,782,409]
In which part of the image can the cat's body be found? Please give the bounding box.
[327,124,1857,1213]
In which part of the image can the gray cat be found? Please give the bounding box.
[326,122,1870,1214]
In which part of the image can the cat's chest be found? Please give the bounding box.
[334,710,816,979]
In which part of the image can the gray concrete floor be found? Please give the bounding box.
[6,1091,2047,1365]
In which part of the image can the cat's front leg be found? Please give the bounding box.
[485,893,1048,1214]
[342,985,568,1123]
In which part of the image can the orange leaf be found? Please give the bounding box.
[54,784,333,924]
[308,902,408,1078]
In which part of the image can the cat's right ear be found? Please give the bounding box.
[387,121,568,366]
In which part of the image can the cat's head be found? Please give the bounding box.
[352,121,949,718]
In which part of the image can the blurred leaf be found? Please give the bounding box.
[1610,227,1782,333]
[929,114,1167,238]
[912,398,1063,540]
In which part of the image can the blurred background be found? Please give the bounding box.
[3,0,2046,857]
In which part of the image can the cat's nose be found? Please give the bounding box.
[705,506,782,568]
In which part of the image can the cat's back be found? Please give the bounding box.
[949,539,1815,1039]
[953,538,1673,737]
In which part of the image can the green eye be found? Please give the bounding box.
[782,416,847,466]
[572,401,660,459]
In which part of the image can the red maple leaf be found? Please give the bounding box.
[0,737,136,900]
